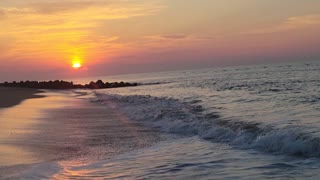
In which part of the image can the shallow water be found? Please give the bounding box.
[0,91,163,179]
[55,137,320,179]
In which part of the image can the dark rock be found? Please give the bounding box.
[0,79,139,90]
[96,80,104,88]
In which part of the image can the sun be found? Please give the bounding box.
[72,62,82,69]
[71,55,83,69]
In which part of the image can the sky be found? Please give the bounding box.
[0,0,320,81]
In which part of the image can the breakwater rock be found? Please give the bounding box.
[0,80,138,90]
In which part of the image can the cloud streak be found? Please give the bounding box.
[0,0,165,64]
[160,34,188,39]
[31,1,97,14]
[144,34,215,41]
[247,14,320,34]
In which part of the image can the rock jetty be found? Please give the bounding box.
[0,80,138,90]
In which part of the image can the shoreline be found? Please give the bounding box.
[0,87,44,108]
[0,90,165,179]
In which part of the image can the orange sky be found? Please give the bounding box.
[1,0,320,80]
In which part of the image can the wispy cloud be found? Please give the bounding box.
[0,7,34,17]
[145,34,214,41]
[31,1,98,14]
[0,0,165,62]
[135,34,216,52]
[247,14,320,34]
[160,34,189,39]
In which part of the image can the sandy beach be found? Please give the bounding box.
[0,90,163,179]
[0,87,44,108]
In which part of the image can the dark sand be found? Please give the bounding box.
[0,87,44,108]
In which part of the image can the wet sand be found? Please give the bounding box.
[0,87,44,108]
[0,90,163,179]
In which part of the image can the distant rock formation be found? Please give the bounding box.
[0,80,138,90]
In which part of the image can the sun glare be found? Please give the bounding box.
[71,55,83,69]
[72,62,82,69]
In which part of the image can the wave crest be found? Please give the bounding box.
[93,93,320,158]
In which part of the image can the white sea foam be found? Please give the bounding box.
[93,92,320,157]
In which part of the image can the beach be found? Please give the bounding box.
[0,87,44,108]
[1,62,320,179]
[0,89,163,179]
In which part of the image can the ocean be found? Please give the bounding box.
[1,61,320,179]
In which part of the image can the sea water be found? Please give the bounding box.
[2,61,320,179]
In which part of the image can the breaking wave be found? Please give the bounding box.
[93,92,320,158]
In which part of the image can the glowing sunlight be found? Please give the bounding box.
[72,62,82,69]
